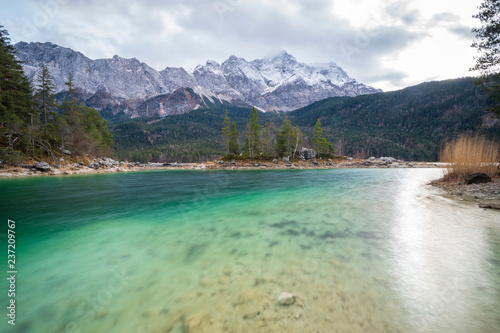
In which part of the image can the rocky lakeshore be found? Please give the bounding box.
[430,177,500,210]
[0,156,440,178]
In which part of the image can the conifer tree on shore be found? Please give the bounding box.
[0,26,113,163]
[229,121,239,154]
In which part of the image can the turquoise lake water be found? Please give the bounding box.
[0,168,499,333]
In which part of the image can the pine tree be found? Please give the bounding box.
[228,121,239,154]
[54,114,70,156]
[221,109,231,153]
[34,64,56,124]
[244,107,261,158]
[312,119,323,152]
[310,118,335,157]
[277,115,295,157]
[319,138,335,156]
[472,0,500,116]
[472,0,500,74]
[81,105,113,155]
[268,120,277,157]
[64,72,78,112]
[57,72,79,153]
[293,126,303,161]
[0,25,34,161]
[262,122,269,154]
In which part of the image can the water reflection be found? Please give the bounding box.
[390,169,500,332]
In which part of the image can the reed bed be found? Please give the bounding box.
[440,135,499,181]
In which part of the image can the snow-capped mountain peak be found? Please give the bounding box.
[264,50,297,63]
[14,42,381,114]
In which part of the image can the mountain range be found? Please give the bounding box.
[14,42,381,116]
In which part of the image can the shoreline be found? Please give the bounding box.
[430,177,500,210]
[0,157,441,178]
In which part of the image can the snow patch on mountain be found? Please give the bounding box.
[14,42,381,113]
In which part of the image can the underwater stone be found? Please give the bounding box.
[278,292,295,305]
[183,312,212,333]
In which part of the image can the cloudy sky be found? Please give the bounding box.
[1,0,482,91]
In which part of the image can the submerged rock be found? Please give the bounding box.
[183,312,212,333]
[278,292,295,305]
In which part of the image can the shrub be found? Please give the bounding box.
[255,153,272,161]
[440,134,499,180]
[220,153,238,162]
[0,147,24,165]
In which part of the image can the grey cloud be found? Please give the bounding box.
[431,12,461,23]
[428,12,473,40]
[449,26,473,39]
[402,12,419,25]
[0,0,460,90]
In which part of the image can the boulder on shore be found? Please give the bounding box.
[465,173,491,185]
[300,147,316,160]
[34,161,52,172]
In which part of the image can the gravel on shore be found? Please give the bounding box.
[430,177,500,210]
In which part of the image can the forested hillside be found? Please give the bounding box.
[290,78,497,160]
[110,78,498,162]
[111,103,279,162]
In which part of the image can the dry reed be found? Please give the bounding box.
[440,134,499,180]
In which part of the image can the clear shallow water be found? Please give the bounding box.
[0,169,499,333]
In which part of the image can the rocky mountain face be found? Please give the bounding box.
[15,42,381,116]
